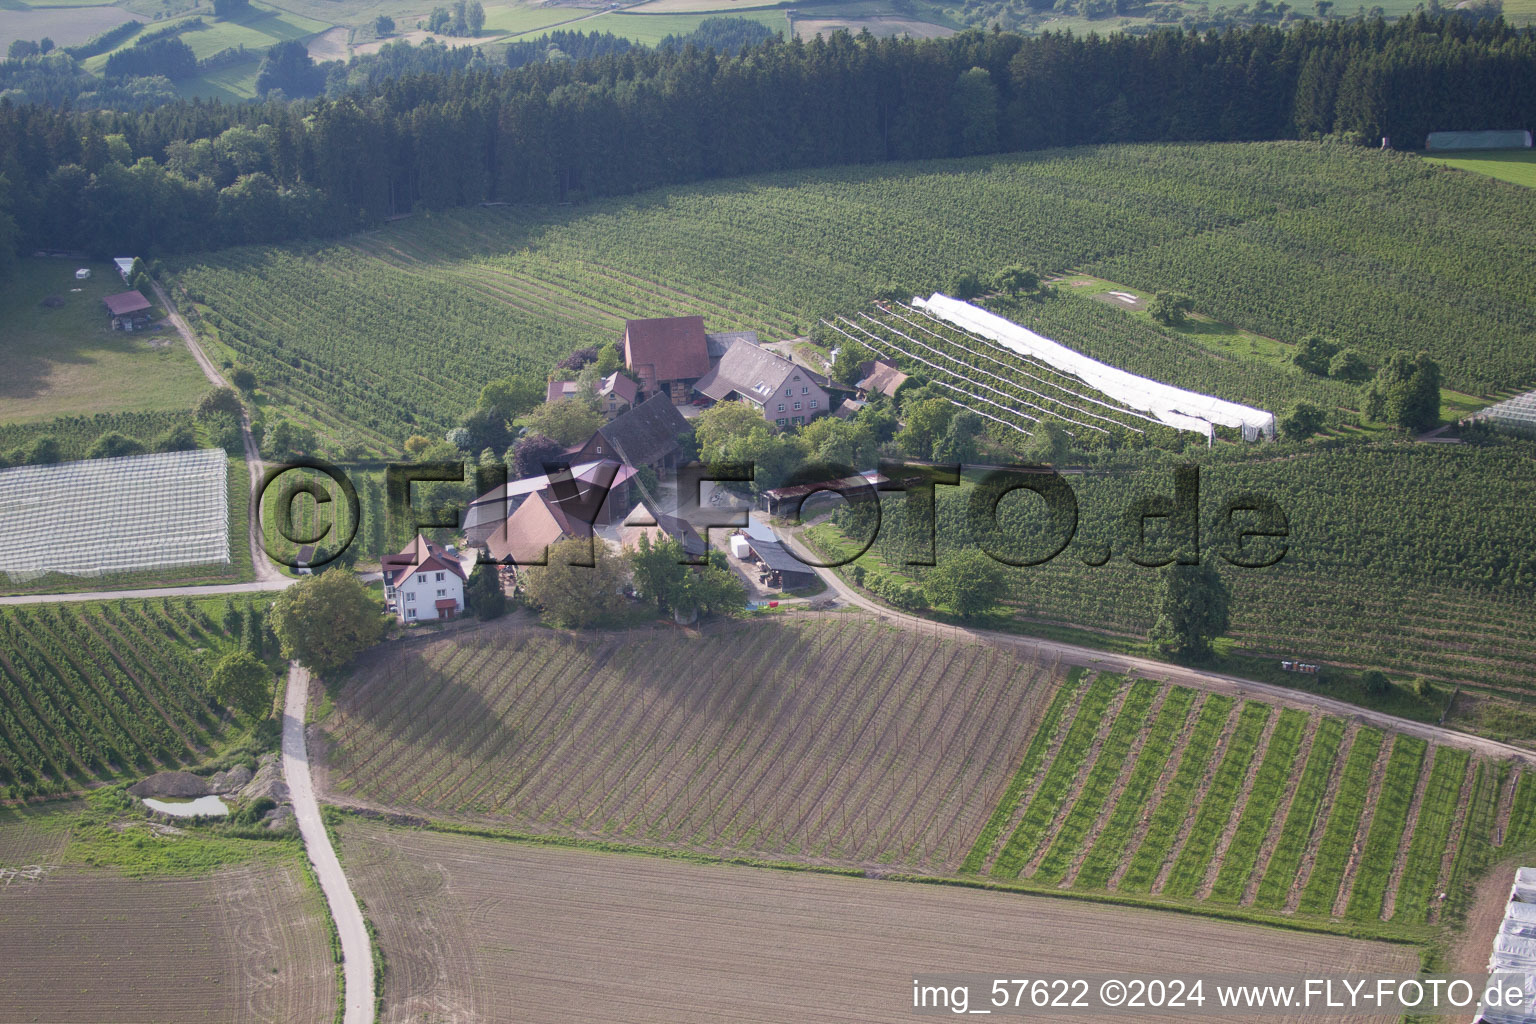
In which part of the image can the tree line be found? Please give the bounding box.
[0,15,1533,270]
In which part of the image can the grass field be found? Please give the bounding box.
[318,616,1058,871]
[0,260,208,427]
[170,141,1536,452]
[0,801,336,1022]
[339,818,1419,1024]
[1423,149,1536,189]
[0,5,138,50]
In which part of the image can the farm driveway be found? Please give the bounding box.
[284,662,375,1024]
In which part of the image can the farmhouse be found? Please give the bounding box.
[618,503,707,560]
[464,459,636,553]
[568,394,690,475]
[544,372,639,419]
[382,534,467,623]
[623,316,711,404]
[856,358,909,399]
[103,290,153,331]
[694,338,830,427]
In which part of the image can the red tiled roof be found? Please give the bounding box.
[599,372,638,405]
[545,380,581,404]
[103,291,152,316]
[623,316,709,383]
[382,534,467,586]
[856,359,908,398]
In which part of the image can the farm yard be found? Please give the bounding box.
[971,671,1522,930]
[339,818,1420,1024]
[317,617,1060,872]
[0,802,337,1023]
[170,141,1536,453]
[0,600,254,797]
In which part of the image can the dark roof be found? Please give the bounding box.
[103,291,151,316]
[748,537,816,575]
[624,316,710,382]
[695,338,798,406]
[706,330,758,360]
[598,394,689,468]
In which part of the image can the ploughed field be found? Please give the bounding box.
[317,617,1057,872]
[316,618,1531,931]
[339,818,1420,1024]
[0,803,337,1023]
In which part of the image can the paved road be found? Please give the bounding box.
[773,520,1536,765]
[152,281,283,584]
[283,663,374,1024]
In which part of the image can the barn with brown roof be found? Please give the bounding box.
[103,291,153,332]
[622,316,710,403]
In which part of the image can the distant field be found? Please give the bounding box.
[1424,149,1536,189]
[0,5,137,50]
[172,142,1536,453]
[0,803,336,1023]
[318,617,1058,872]
[81,1,330,68]
[340,818,1420,1024]
[505,7,787,42]
[0,260,207,426]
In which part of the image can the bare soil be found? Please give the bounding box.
[0,861,336,1022]
[342,820,1419,1024]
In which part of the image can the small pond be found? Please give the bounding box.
[142,795,229,817]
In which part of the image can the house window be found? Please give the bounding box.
[435,572,444,582]
[801,386,808,394]
[793,401,802,411]
[810,399,818,409]
[416,573,426,583]
[793,375,800,381]
[596,445,603,454]
[406,592,415,602]
[785,387,792,397]
[437,588,446,597]
[407,608,416,619]
[777,418,788,426]
[777,403,786,412]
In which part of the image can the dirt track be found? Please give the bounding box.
[341,820,1416,1024]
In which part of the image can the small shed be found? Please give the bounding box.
[746,535,819,590]
[103,290,153,331]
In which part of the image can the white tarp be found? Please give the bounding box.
[1513,867,1536,903]
[1508,903,1536,925]
[913,293,1277,441]
[1493,934,1536,969]
[0,448,229,581]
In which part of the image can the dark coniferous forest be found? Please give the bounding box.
[0,15,1533,268]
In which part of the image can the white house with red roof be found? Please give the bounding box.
[382,534,468,623]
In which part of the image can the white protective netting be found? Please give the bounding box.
[913,293,1277,441]
[0,448,229,582]
[1477,389,1536,438]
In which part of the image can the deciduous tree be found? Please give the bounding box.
[207,649,272,719]
[270,569,387,673]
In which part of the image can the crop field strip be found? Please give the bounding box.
[0,601,235,796]
[172,142,1536,451]
[320,618,1056,870]
[968,674,1513,925]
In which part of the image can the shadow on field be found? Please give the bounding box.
[348,662,509,758]
[611,623,793,727]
